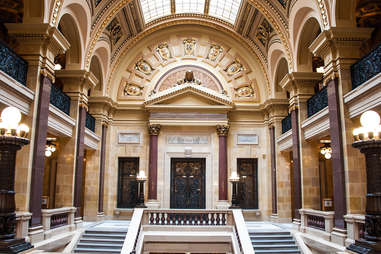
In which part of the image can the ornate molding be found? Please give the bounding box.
[148,124,161,136]
[216,124,230,136]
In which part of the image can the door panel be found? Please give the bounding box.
[171,158,205,209]
[237,158,258,209]
[117,157,139,208]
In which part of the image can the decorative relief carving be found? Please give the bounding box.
[216,124,230,136]
[135,59,154,75]
[106,18,122,45]
[156,42,171,61]
[176,70,201,86]
[256,19,273,47]
[168,136,209,145]
[123,83,143,96]
[207,44,223,61]
[148,124,161,135]
[225,60,244,76]
[235,85,254,98]
[183,39,196,55]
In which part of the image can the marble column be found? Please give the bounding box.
[291,109,302,220]
[327,78,347,229]
[29,76,52,227]
[216,125,229,201]
[148,124,161,201]
[269,126,277,215]
[98,124,107,214]
[73,105,86,218]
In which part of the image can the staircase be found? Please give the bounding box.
[74,221,129,253]
[246,222,300,254]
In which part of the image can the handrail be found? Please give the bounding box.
[300,209,334,233]
[50,84,71,115]
[0,40,28,86]
[306,85,328,118]
[351,43,381,89]
[41,207,76,231]
[121,208,144,254]
[232,209,254,254]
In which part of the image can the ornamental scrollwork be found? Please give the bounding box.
[235,85,254,98]
[183,39,196,55]
[123,83,143,96]
[135,59,154,75]
[156,42,171,61]
[225,60,244,76]
[216,125,230,136]
[207,44,223,61]
[148,124,161,135]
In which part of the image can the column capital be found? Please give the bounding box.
[216,124,229,137]
[148,124,161,136]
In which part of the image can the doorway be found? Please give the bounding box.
[237,158,258,209]
[117,157,139,208]
[170,158,206,209]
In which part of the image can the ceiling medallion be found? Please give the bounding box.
[183,39,196,55]
[207,44,223,61]
[135,59,154,75]
[156,42,171,61]
[225,60,244,76]
[123,83,143,96]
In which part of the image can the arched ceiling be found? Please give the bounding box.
[85,0,293,69]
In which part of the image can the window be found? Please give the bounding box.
[208,0,242,24]
[176,0,205,14]
[140,0,171,23]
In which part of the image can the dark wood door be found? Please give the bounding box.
[170,158,206,209]
[237,158,258,209]
[117,157,139,208]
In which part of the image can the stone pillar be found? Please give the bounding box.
[73,105,86,218]
[216,124,229,205]
[147,124,160,207]
[269,126,277,215]
[29,76,52,227]
[98,124,107,214]
[281,72,322,222]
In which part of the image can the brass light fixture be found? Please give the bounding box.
[45,138,57,157]
[320,140,332,160]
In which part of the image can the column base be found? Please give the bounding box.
[292,218,301,231]
[96,212,105,221]
[146,200,160,209]
[270,214,279,222]
[347,239,381,254]
[331,227,347,246]
[74,217,83,229]
[0,238,33,253]
[216,200,230,209]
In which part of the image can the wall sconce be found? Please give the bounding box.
[320,140,332,160]
[0,106,29,138]
[45,139,57,157]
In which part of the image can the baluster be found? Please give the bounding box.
[213,213,217,225]
[164,213,168,225]
[153,212,157,224]
[148,212,152,224]
[219,213,223,225]
[208,213,212,225]
[158,213,162,224]
[224,213,227,225]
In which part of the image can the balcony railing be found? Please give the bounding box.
[86,111,96,132]
[300,209,334,235]
[307,85,328,118]
[0,40,28,86]
[351,43,381,90]
[281,114,292,134]
[50,84,71,115]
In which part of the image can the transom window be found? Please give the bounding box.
[176,0,205,14]
[139,0,242,24]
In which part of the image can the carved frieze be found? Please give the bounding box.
[123,83,143,96]
[235,85,254,98]
[183,39,196,55]
[225,60,244,76]
[216,124,230,136]
[156,42,171,61]
[256,19,273,47]
[207,44,223,61]
[106,18,122,45]
[135,59,154,75]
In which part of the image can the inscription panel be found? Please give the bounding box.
[168,136,209,145]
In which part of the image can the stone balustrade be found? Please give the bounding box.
[16,211,32,241]
[300,209,334,240]
[344,214,365,246]
[41,207,76,239]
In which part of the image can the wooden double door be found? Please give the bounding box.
[170,158,206,209]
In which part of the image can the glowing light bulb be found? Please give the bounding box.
[321,148,326,155]
[360,111,380,129]
[17,124,29,137]
[325,152,332,159]
[45,150,52,157]
[1,107,21,130]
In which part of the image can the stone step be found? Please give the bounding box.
[251,235,294,240]
[77,242,124,249]
[81,233,126,239]
[85,230,128,234]
[74,247,122,253]
[253,250,300,254]
[254,244,299,249]
[79,238,125,244]
[251,239,296,245]
[249,231,290,235]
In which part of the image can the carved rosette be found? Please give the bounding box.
[148,124,161,136]
[216,125,230,137]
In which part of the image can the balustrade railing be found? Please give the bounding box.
[307,85,328,118]
[0,40,28,86]
[86,111,96,132]
[351,43,381,90]
[281,114,292,134]
[41,207,76,232]
[300,209,334,235]
[344,214,365,245]
[50,212,69,229]
[50,84,71,115]
[146,210,230,226]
